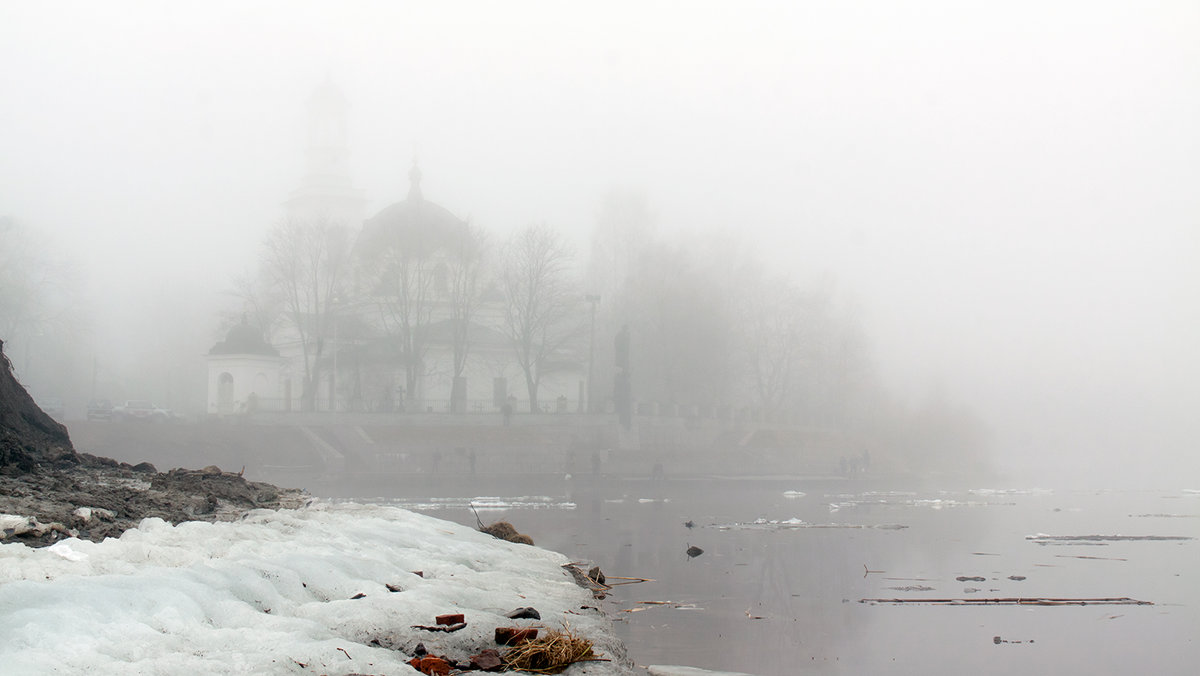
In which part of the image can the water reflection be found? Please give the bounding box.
[307,475,1198,675]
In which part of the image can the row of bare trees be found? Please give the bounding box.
[584,189,876,427]
[234,192,882,422]
[233,214,579,413]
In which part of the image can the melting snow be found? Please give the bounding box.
[0,502,627,675]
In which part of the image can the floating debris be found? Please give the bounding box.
[1027,534,1194,544]
[620,600,702,612]
[562,563,610,598]
[783,491,807,499]
[887,585,935,592]
[1054,554,1128,561]
[686,544,704,558]
[956,576,986,582]
[861,597,1153,606]
[993,636,1035,644]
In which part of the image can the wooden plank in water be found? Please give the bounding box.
[860,597,1153,606]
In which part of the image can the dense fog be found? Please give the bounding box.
[2,1,1197,486]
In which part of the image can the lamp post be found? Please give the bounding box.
[585,294,600,413]
[331,296,340,413]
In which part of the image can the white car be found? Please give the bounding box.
[112,400,172,422]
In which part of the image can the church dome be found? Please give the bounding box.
[356,162,470,257]
[208,317,279,356]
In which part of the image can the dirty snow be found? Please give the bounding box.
[0,502,634,675]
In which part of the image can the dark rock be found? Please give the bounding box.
[495,627,538,646]
[505,606,541,620]
[409,656,451,676]
[587,566,606,585]
[469,648,504,671]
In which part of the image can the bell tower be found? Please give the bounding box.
[284,78,365,226]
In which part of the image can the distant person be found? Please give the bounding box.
[501,401,513,426]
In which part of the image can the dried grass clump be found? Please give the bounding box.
[501,625,597,674]
[479,520,535,545]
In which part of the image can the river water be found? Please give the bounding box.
[308,474,1199,675]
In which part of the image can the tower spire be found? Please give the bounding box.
[408,159,423,201]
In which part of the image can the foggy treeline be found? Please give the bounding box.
[217,184,988,473]
[3,185,988,474]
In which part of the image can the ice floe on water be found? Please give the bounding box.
[967,488,1054,496]
[825,489,1022,512]
[0,502,628,675]
[714,518,907,531]
[348,495,577,512]
[782,490,806,499]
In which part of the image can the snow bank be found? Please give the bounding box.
[0,502,633,675]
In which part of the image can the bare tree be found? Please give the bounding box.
[357,218,439,409]
[262,215,351,411]
[0,216,88,397]
[501,224,580,413]
[0,216,79,346]
[622,242,736,407]
[446,223,490,412]
[221,267,284,345]
[737,275,811,417]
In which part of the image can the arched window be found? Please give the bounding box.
[217,372,234,412]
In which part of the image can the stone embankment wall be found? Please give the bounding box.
[68,413,861,483]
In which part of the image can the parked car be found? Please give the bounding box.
[87,399,113,420]
[112,400,171,422]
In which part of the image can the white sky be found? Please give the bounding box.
[2,1,1198,477]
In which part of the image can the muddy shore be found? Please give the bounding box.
[0,456,308,548]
